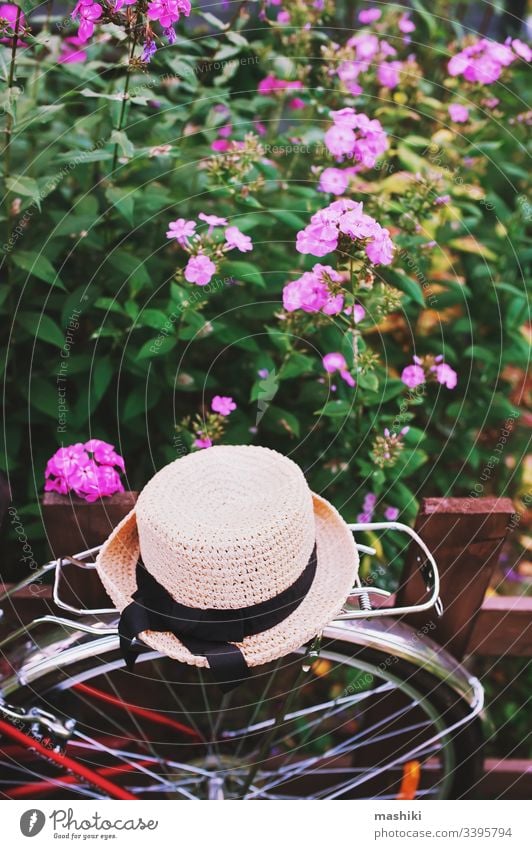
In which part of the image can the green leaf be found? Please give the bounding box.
[385,269,425,307]
[12,251,64,289]
[105,186,135,224]
[5,175,40,201]
[137,336,177,359]
[315,400,354,417]
[357,372,379,392]
[18,312,65,348]
[221,260,265,287]
[110,130,135,158]
[137,309,169,331]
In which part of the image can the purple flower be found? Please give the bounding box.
[296,222,339,257]
[324,124,357,159]
[184,254,216,286]
[141,40,157,63]
[164,26,177,44]
[211,395,236,416]
[401,364,425,389]
[166,218,196,245]
[85,439,125,472]
[318,167,349,195]
[448,103,469,123]
[224,226,253,253]
[434,194,451,205]
[384,506,399,521]
[363,492,377,510]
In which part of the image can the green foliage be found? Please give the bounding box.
[0,1,529,568]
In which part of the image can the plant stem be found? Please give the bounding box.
[111,28,140,174]
[3,8,22,276]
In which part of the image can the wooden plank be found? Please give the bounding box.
[396,497,515,660]
[476,759,532,800]
[467,596,532,656]
[42,491,138,557]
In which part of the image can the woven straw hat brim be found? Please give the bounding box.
[96,493,358,669]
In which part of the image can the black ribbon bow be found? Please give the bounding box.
[119,544,317,692]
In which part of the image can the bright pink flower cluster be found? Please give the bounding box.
[166,215,253,287]
[448,37,531,84]
[211,395,237,416]
[283,264,345,315]
[324,108,388,169]
[44,440,125,502]
[296,198,394,266]
[401,355,458,389]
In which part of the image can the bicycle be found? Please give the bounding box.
[0,521,484,800]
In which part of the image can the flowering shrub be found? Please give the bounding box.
[0,1,529,560]
[44,441,125,501]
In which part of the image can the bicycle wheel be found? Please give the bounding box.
[0,619,483,800]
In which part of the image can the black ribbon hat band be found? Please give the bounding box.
[119,544,318,692]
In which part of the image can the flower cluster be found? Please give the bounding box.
[401,355,458,390]
[335,30,406,95]
[296,198,394,266]
[44,441,125,502]
[70,0,190,57]
[166,214,253,287]
[192,396,237,449]
[283,264,345,315]
[448,37,531,84]
[324,108,388,169]
[371,426,410,469]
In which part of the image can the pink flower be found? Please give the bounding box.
[448,103,469,123]
[322,352,355,387]
[283,264,344,315]
[398,14,415,33]
[277,10,290,23]
[211,139,230,152]
[384,506,399,521]
[58,35,87,64]
[95,464,125,497]
[0,3,24,27]
[257,74,303,95]
[211,395,237,416]
[199,212,228,230]
[358,8,381,24]
[44,475,69,495]
[84,439,125,472]
[147,0,191,28]
[45,444,90,479]
[296,222,339,257]
[447,38,526,84]
[319,167,349,195]
[511,39,532,62]
[364,226,394,265]
[288,97,305,110]
[194,437,212,449]
[324,108,388,169]
[353,304,366,323]
[166,218,196,245]
[224,225,253,253]
[401,364,425,388]
[377,61,402,89]
[324,124,356,159]
[323,352,347,373]
[184,254,216,286]
[433,362,458,389]
[72,0,102,44]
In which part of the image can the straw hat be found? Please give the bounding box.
[96,445,358,674]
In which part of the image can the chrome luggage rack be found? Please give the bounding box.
[0,521,442,654]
